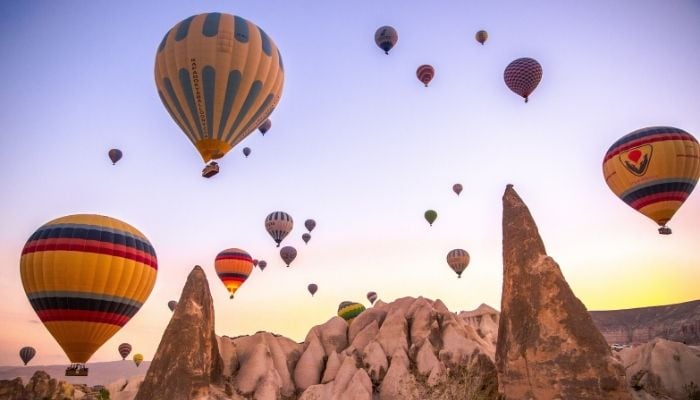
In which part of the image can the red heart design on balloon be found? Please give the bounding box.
[627,149,642,163]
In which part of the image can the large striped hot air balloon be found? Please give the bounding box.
[375,26,398,55]
[504,57,542,103]
[338,301,366,324]
[118,343,132,360]
[215,248,254,299]
[447,249,470,278]
[265,211,293,247]
[603,126,700,234]
[416,65,435,87]
[19,347,36,366]
[155,13,285,174]
[20,215,157,375]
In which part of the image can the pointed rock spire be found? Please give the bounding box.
[497,185,632,399]
[135,266,223,400]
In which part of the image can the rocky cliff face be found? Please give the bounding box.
[0,370,108,400]
[135,265,223,400]
[496,185,632,399]
[590,300,700,345]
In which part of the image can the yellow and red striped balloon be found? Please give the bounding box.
[603,126,700,234]
[155,12,285,163]
[215,248,254,298]
[20,214,157,364]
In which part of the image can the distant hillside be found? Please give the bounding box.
[590,299,700,345]
[0,360,149,387]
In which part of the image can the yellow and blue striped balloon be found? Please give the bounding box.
[603,126,700,233]
[20,214,157,364]
[155,12,285,163]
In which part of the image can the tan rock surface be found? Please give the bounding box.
[496,185,632,399]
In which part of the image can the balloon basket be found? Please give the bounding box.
[202,162,220,178]
[658,226,672,235]
[66,364,88,376]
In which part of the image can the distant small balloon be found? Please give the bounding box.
[307,283,318,296]
[338,301,366,324]
[367,291,378,305]
[258,260,267,271]
[504,57,543,103]
[258,119,272,136]
[253,259,259,267]
[453,184,463,196]
[375,26,398,55]
[243,147,251,158]
[475,30,488,45]
[108,149,122,165]
[19,347,36,366]
[416,64,435,87]
[446,249,470,278]
[167,301,177,312]
[302,233,311,244]
[280,246,297,267]
[133,353,143,367]
[424,210,437,226]
[304,219,316,232]
[118,343,132,360]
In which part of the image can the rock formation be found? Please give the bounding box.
[135,265,223,400]
[618,338,700,400]
[591,300,700,345]
[497,184,632,399]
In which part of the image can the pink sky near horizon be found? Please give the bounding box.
[0,0,699,366]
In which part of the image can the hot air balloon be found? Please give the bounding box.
[280,246,297,267]
[375,26,398,55]
[337,301,366,324]
[307,283,318,296]
[20,214,157,376]
[475,30,488,45]
[243,147,251,158]
[416,65,435,87]
[258,119,272,135]
[154,13,285,178]
[265,211,293,247]
[258,260,267,271]
[118,343,132,360]
[446,249,470,278]
[304,219,316,232]
[504,57,542,103]
[603,126,700,235]
[252,259,259,267]
[424,210,437,226]
[215,248,254,299]
[133,353,143,367]
[453,184,463,196]
[108,149,122,165]
[367,291,378,305]
[19,347,36,366]
[167,300,177,312]
[302,233,311,244]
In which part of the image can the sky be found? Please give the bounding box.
[0,0,699,366]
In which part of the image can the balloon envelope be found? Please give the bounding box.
[453,184,463,196]
[215,248,254,298]
[258,260,267,271]
[447,249,470,278]
[603,126,700,232]
[338,301,366,323]
[118,343,132,360]
[258,119,272,135]
[374,26,398,55]
[424,210,437,226]
[416,64,435,87]
[20,347,36,366]
[475,30,488,45]
[155,13,285,163]
[367,291,378,305]
[304,219,316,232]
[243,147,251,157]
[302,233,311,244]
[504,57,542,102]
[133,353,143,367]
[108,149,122,165]
[307,283,318,296]
[265,211,293,247]
[167,301,177,312]
[20,214,157,364]
[280,246,297,267]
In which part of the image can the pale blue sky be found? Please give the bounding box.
[1,1,699,365]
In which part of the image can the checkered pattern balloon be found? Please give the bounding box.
[504,57,542,102]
